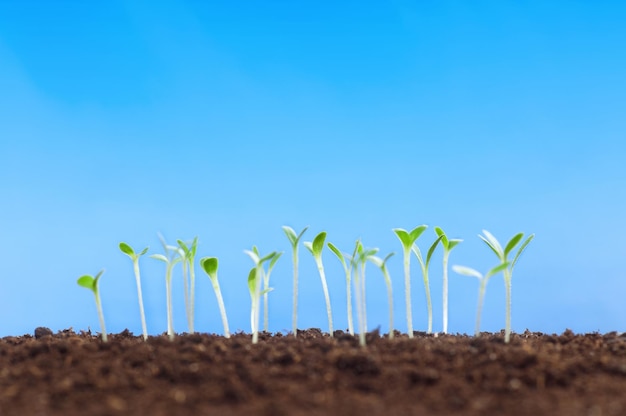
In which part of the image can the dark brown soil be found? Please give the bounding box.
[2,328,626,415]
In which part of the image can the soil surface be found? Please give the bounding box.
[1,328,625,416]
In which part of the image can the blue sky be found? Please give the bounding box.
[1,1,625,338]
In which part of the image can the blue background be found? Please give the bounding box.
[1,1,624,337]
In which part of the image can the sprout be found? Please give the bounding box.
[257,247,282,332]
[77,269,107,342]
[245,247,278,344]
[177,237,199,334]
[452,263,510,336]
[150,234,182,341]
[304,231,333,337]
[479,230,535,343]
[200,257,230,338]
[352,240,379,347]
[411,234,444,334]
[369,252,395,339]
[119,242,149,341]
[393,226,427,338]
[327,242,355,335]
[434,227,462,334]
[282,225,308,337]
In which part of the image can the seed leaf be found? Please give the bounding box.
[448,239,462,250]
[200,257,218,281]
[312,232,327,257]
[282,226,308,247]
[504,233,524,257]
[150,254,168,262]
[268,251,283,270]
[138,247,149,256]
[485,262,511,280]
[244,250,261,264]
[77,275,96,291]
[452,265,482,280]
[434,227,449,248]
[479,230,504,259]
[119,242,134,256]
[247,268,257,296]
[512,234,534,270]
[425,235,444,267]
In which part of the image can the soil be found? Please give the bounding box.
[1,328,626,416]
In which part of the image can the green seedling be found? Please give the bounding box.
[250,246,283,332]
[177,237,199,334]
[411,234,444,334]
[304,231,333,337]
[77,269,108,342]
[119,242,149,340]
[352,240,379,347]
[200,257,230,338]
[452,263,510,336]
[245,247,278,344]
[150,234,183,340]
[282,225,308,337]
[434,227,462,334]
[328,242,355,335]
[479,230,535,343]
[369,252,395,339]
[393,226,427,338]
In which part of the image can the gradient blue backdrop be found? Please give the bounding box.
[1,1,625,338]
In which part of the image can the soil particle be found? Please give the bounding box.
[2,328,626,415]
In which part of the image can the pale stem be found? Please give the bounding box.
[442,251,450,334]
[252,266,263,344]
[133,259,148,341]
[475,278,487,336]
[504,269,512,343]
[189,261,196,334]
[165,263,174,341]
[354,264,366,347]
[345,267,354,335]
[211,281,230,338]
[382,268,394,339]
[315,257,333,337]
[292,246,299,337]
[182,260,191,333]
[422,265,433,334]
[403,247,413,338]
[94,291,107,342]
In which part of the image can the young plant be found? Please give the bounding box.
[369,252,395,339]
[200,257,230,338]
[253,246,282,332]
[393,226,427,338]
[245,248,278,344]
[77,269,108,342]
[434,227,462,334]
[452,263,510,336]
[328,242,355,335]
[177,237,198,334]
[304,231,333,337]
[119,242,149,340]
[282,225,308,337]
[352,240,379,347]
[479,230,535,343]
[411,234,444,334]
[150,235,182,341]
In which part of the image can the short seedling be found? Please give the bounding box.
[452,263,510,336]
[200,257,230,338]
[411,234,444,334]
[304,231,333,337]
[119,242,149,340]
[282,225,308,337]
[370,252,395,339]
[177,237,199,334]
[77,269,108,342]
[393,226,427,338]
[150,234,182,340]
[434,227,462,334]
[328,242,355,335]
[256,247,282,332]
[245,247,278,344]
[479,230,534,343]
[352,240,379,347]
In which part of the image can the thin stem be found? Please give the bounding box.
[252,266,263,344]
[182,260,191,333]
[504,269,512,343]
[354,264,366,347]
[263,284,269,332]
[381,267,394,339]
[133,259,148,341]
[422,265,433,334]
[94,292,107,342]
[212,281,230,338]
[165,263,174,341]
[346,267,354,335]
[475,279,487,336]
[315,258,333,337]
[442,251,449,334]
[189,261,196,334]
[403,247,413,338]
[292,246,299,337]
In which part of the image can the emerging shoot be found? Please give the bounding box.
[119,242,149,340]
[177,237,199,334]
[77,269,108,342]
[258,247,282,332]
[200,257,230,338]
[245,248,278,344]
[479,230,535,343]
[434,227,462,334]
[411,234,444,334]
[304,231,333,337]
[328,242,355,335]
[393,226,427,338]
[352,240,379,347]
[150,234,182,340]
[282,225,308,337]
[369,252,395,339]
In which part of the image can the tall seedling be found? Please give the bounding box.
[352,240,379,347]
[282,226,308,336]
[252,246,282,332]
[411,234,444,334]
[119,242,149,340]
[304,231,333,337]
[177,237,199,334]
[328,242,355,335]
[245,248,278,344]
[434,227,462,334]
[393,226,427,338]
[479,230,534,343]
[77,270,108,342]
[150,234,182,341]
[370,252,395,339]
[200,257,230,338]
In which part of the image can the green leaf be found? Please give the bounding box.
[244,250,260,265]
[138,247,149,256]
[479,230,504,260]
[269,251,283,270]
[252,246,260,256]
[247,267,258,296]
[504,233,524,258]
[200,257,218,281]
[260,287,274,296]
[451,265,482,280]
[94,269,104,283]
[282,226,308,247]
[425,235,444,267]
[259,251,277,264]
[383,252,395,264]
[393,228,410,247]
[177,239,190,255]
[434,227,449,249]
[119,242,134,256]
[312,231,327,257]
[448,239,462,251]
[512,234,534,270]
[150,254,169,262]
[189,236,198,257]
[409,225,428,241]
[303,242,313,255]
[77,275,96,291]
[368,255,383,268]
[485,262,511,280]
[327,242,346,264]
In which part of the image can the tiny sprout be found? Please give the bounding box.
[352,240,379,347]
[282,225,308,337]
[452,263,510,336]
[245,248,278,344]
[177,237,199,334]
[252,246,283,332]
[304,231,333,337]
[77,269,107,342]
[369,252,395,339]
[393,226,427,338]
[434,227,462,334]
[411,234,444,334]
[479,230,535,343]
[328,242,355,335]
[200,257,230,338]
[119,242,149,341]
[150,234,182,340]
